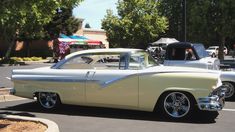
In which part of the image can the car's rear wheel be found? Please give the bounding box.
[38,92,61,109]
[160,92,194,119]
[222,82,235,99]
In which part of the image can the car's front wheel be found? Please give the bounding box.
[159,92,195,119]
[37,92,61,109]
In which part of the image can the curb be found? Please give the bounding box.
[0,115,60,132]
[0,88,26,102]
[0,95,26,102]
[0,88,12,95]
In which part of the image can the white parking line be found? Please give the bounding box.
[223,108,235,112]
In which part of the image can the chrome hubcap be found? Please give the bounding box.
[164,92,190,118]
[39,92,57,109]
[223,82,235,98]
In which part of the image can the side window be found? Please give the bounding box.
[59,53,130,70]
[92,54,121,70]
[60,55,93,69]
[92,53,128,70]
[129,55,143,70]
[169,48,186,60]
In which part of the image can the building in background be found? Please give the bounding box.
[0,18,109,58]
[76,28,109,48]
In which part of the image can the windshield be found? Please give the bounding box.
[193,44,210,58]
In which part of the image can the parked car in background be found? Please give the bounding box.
[163,42,235,99]
[164,43,220,70]
[206,46,228,57]
[12,48,225,120]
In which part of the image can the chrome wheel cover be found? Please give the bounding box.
[223,82,235,98]
[164,92,190,118]
[38,92,58,109]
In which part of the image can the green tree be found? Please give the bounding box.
[102,0,168,49]
[158,0,184,41]
[188,0,235,60]
[159,0,235,60]
[0,0,82,60]
[44,7,82,38]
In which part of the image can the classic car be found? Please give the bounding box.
[11,48,225,119]
[163,42,235,99]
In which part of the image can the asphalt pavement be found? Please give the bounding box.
[0,99,235,132]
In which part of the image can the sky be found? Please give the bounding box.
[73,0,118,29]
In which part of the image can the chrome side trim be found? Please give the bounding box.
[12,71,219,89]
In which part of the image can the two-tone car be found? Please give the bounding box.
[11,48,225,119]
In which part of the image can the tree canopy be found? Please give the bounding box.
[158,0,235,59]
[188,0,235,59]
[44,7,82,39]
[0,0,83,59]
[102,0,168,49]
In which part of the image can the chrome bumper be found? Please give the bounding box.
[198,87,225,111]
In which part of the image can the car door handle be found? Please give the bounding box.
[86,71,96,80]
[85,71,90,79]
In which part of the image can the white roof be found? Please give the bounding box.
[66,48,144,59]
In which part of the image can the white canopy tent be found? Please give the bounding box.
[151,38,179,46]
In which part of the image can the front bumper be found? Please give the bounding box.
[197,87,225,111]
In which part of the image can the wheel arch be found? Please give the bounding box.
[153,89,197,112]
[33,91,62,102]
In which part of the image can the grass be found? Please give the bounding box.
[0,57,44,65]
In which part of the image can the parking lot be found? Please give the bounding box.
[0,99,235,132]
[1,62,235,132]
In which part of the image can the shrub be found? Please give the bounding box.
[10,57,23,62]
[31,57,43,61]
[23,57,32,61]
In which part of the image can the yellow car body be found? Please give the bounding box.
[12,48,225,119]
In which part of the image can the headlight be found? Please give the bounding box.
[210,78,225,97]
[212,78,222,89]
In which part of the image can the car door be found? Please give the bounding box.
[85,53,139,108]
[56,54,95,104]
